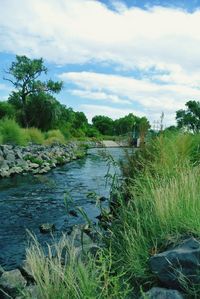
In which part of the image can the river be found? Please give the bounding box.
[0,147,129,270]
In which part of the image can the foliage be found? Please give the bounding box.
[24,155,43,166]
[23,128,45,144]
[25,93,62,131]
[44,130,65,144]
[0,118,26,145]
[5,55,63,127]
[114,113,139,135]
[176,100,200,133]
[0,101,15,119]
[92,115,114,135]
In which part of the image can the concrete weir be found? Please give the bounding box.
[102,140,128,147]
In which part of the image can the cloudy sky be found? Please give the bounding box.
[0,0,200,126]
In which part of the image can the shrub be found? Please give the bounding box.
[24,128,44,144]
[0,118,27,145]
[59,125,72,140]
[44,130,65,144]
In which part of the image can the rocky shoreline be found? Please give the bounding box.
[0,143,86,178]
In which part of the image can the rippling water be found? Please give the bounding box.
[0,147,130,270]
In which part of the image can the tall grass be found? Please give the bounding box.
[44,130,65,145]
[23,128,45,144]
[109,132,200,286]
[22,234,131,299]
[0,118,27,145]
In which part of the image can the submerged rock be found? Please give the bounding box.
[39,223,55,233]
[150,237,200,289]
[140,287,184,299]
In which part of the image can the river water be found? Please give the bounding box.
[0,147,129,270]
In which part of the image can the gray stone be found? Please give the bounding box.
[28,162,39,169]
[5,153,16,164]
[0,265,4,276]
[140,287,184,299]
[19,260,34,282]
[0,169,10,178]
[39,223,55,233]
[0,269,26,297]
[150,237,200,289]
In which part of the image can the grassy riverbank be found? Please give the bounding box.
[21,132,200,298]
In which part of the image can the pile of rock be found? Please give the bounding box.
[0,143,85,178]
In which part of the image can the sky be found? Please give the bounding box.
[1,0,200,126]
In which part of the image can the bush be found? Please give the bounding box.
[24,128,45,144]
[44,130,65,144]
[59,125,72,140]
[0,118,27,145]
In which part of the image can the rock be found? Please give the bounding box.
[0,143,83,179]
[149,237,200,289]
[29,162,40,169]
[5,153,16,164]
[0,265,4,276]
[0,169,10,178]
[39,223,55,233]
[24,285,39,298]
[9,166,23,175]
[0,269,26,297]
[98,196,107,202]
[69,210,78,217]
[19,260,35,282]
[140,287,184,299]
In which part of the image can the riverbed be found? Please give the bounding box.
[0,147,130,270]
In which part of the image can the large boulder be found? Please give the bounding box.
[140,287,184,299]
[150,237,200,289]
[0,269,26,298]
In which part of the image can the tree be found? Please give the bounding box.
[92,115,114,135]
[0,101,15,119]
[114,113,139,135]
[4,55,63,127]
[25,93,62,131]
[138,117,150,146]
[73,111,88,130]
[176,100,200,133]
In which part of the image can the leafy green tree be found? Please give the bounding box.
[5,55,63,127]
[176,100,200,133]
[25,93,62,131]
[73,111,88,130]
[138,117,150,146]
[0,101,15,119]
[92,115,114,135]
[114,113,139,135]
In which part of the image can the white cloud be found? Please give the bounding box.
[60,71,199,124]
[80,104,142,123]
[1,0,200,73]
[70,89,131,104]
